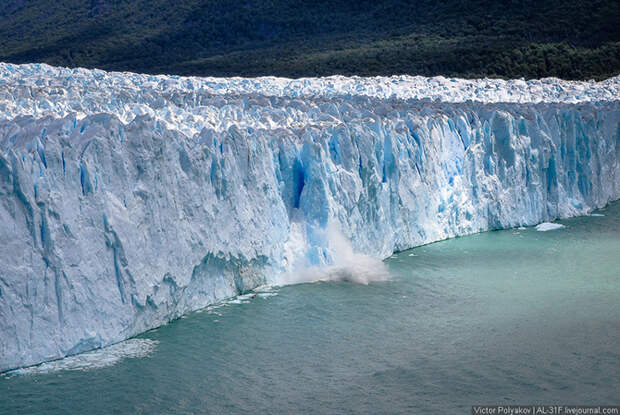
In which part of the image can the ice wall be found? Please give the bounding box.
[1,63,619,371]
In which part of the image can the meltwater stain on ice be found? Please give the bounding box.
[4,339,159,377]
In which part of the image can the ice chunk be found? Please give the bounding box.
[535,222,566,232]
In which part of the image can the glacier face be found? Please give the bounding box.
[0,63,619,371]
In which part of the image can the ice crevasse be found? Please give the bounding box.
[0,63,619,371]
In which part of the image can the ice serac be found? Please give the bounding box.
[0,63,619,371]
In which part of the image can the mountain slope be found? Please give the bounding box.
[0,1,619,80]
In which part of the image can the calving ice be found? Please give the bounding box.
[0,63,618,372]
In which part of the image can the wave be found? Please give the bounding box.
[3,339,158,377]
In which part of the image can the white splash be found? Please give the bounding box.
[278,224,390,285]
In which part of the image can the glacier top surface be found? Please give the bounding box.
[2,62,618,103]
[1,62,619,139]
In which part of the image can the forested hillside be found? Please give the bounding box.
[0,0,618,79]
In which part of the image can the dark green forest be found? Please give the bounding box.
[0,0,619,79]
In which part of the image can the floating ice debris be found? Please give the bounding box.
[257,293,278,298]
[4,339,158,376]
[536,222,566,232]
[237,293,258,301]
[253,285,278,293]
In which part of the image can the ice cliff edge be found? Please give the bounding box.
[1,63,619,371]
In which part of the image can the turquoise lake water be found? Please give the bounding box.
[2,203,619,414]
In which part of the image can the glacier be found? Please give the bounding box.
[0,63,619,372]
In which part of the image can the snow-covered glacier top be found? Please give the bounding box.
[0,62,619,372]
[1,62,618,138]
[3,63,618,103]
